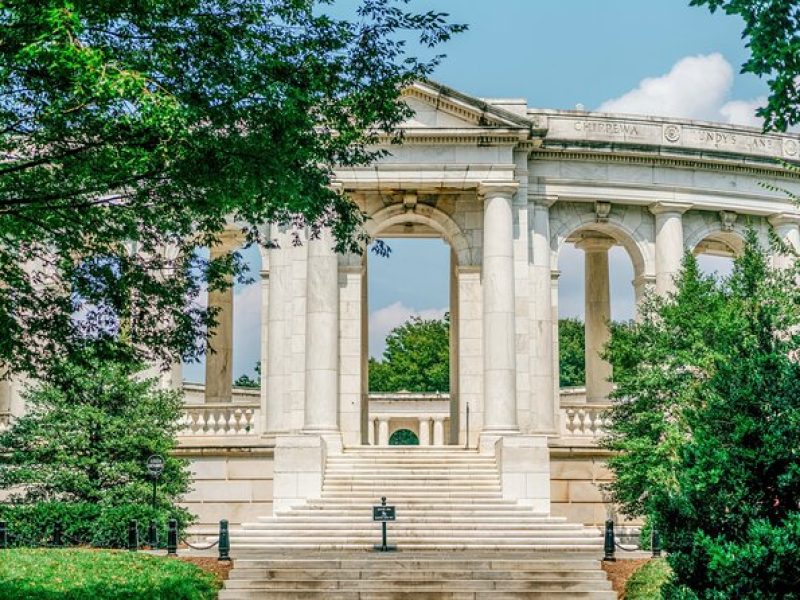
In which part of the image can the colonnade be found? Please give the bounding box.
[369,416,448,446]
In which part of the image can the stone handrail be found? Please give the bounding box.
[179,403,260,437]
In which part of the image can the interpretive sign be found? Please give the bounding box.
[147,455,165,479]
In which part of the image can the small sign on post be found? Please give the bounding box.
[372,496,397,552]
[147,455,165,510]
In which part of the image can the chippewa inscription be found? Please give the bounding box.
[574,120,641,136]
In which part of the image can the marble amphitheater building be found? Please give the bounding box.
[3,81,800,557]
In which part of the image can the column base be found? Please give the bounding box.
[272,432,342,513]
[480,433,551,514]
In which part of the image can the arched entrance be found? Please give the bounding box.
[361,202,470,446]
[389,429,420,446]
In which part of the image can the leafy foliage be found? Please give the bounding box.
[559,318,586,387]
[369,314,449,392]
[388,429,420,445]
[0,350,192,514]
[0,1,465,376]
[234,361,261,388]
[0,549,220,600]
[625,560,673,600]
[691,0,800,131]
[603,231,800,598]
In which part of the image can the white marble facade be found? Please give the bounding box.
[3,81,800,528]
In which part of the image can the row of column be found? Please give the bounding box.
[370,417,447,446]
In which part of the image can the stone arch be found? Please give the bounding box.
[366,203,473,267]
[685,223,748,258]
[549,205,654,279]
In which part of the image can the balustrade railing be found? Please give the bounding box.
[179,404,260,437]
[560,403,612,439]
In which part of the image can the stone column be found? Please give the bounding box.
[769,213,800,269]
[368,418,376,446]
[266,229,290,433]
[551,270,561,405]
[433,418,445,446]
[480,181,520,434]
[378,418,389,446]
[205,242,234,403]
[418,418,431,446]
[577,235,614,403]
[650,203,691,295]
[530,198,556,433]
[304,228,339,433]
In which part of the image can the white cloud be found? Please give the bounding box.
[597,53,766,128]
[719,96,768,128]
[369,301,447,359]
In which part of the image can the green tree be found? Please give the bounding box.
[369,314,449,392]
[234,361,261,388]
[692,0,800,131]
[603,232,800,598]
[0,1,465,377]
[558,318,586,387]
[0,349,191,511]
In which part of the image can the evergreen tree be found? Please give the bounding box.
[604,231,800,598]
[0,348,191,513]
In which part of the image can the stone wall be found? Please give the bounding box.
[180,451,274,531]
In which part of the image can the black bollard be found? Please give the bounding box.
[52,521,63,547]
[652,527,662,558]
[602,519,616,562]
[148,520,158,549]
[0,521,7,550]
[218,520,231,562]
[167,519,178,557]
[128,520,138,551]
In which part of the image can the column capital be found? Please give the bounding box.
[478,180,519,199]
[632,273,656,288]
[575,234,615,253]
[768,212,800,228]
[649,201,692,216]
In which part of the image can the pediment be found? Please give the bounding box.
[401,81,531,130]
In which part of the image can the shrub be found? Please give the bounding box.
[0,548,220,600]
[0,501,192,548]
[626,559,672,600]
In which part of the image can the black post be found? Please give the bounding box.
[602,519,616,562]
[128,520,138,551]
[52,521,63,547]
[167,519,178,556]
[0,521,7,550]
[651,527,662,558]
[218,520,231,562]
[147,520,158,549]
[151,478,157,511]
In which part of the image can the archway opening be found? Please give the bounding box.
[694,231,741,279]
[556,228,638,404]
[363,218,459,445]
[182,239,263,404]
[389,429,420,446]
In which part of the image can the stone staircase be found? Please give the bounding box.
[218,552,617,599]
[219,447,612,598]
[230,447,602,550]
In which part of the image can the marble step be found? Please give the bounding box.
[246,518,582,527]
[231,529,599,539]
[220,591,617,599]
[228,569,608,581]
[223,579,612,592]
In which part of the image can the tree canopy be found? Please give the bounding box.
[692,0,800,131]
[0,0,464,377]
[369,314,449,393]
[603,232,800,598]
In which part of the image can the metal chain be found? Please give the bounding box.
[179,537,219,551]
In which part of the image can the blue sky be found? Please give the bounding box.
[183,0,761,382]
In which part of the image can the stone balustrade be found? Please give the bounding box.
[179,403,260,437]
[558,390,612,440]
